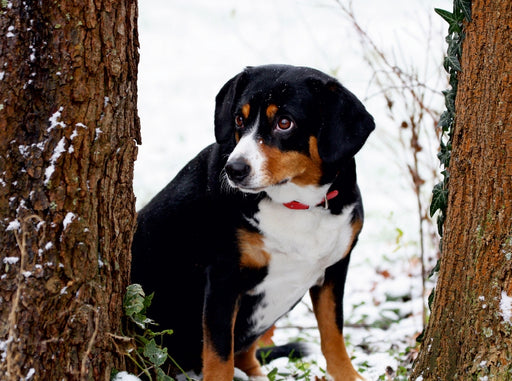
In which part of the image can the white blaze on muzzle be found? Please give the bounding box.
[225,125,267,192]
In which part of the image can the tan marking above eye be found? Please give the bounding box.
[242,103,251,119]
[266,104,278,120]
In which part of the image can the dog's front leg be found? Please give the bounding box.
[310,258,364,381]
[202,266,240,381]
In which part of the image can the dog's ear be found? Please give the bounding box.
[311,78,375,163]
[214,71,247,145]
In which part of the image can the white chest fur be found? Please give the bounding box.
[248,199,356,334]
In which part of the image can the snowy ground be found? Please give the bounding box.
[134,0,451,379]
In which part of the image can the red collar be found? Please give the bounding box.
[283,190,339,210]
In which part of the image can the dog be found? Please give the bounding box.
[131,64,375,380]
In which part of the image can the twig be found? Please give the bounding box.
[81,306,101,381]
[5,215,43,377]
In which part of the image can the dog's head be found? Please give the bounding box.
[215,65,374,197]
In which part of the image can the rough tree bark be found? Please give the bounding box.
[412,0,512,379]
[0,1,139,380]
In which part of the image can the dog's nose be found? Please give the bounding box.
[225,160,251,183]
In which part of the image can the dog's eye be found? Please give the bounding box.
[276,117,293,131]
[235,115,244,128]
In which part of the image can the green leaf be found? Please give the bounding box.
[445,54,462,72]
[131,312,150,329]
[429,259,441,278]
[438,110,452,131]
[428,287,436,309]
[455,0,472,22]
[143,339,168,367]
[266,368,279,381]
[156,368,174,381]
[430,182,448,217]
[124,284,146,317]
[437,140,451,167]
[435,8,456,24]
[435,8,464,34]
[143,292,155,310]
[443,88,456,114]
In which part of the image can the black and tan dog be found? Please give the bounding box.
[131,64,374,380]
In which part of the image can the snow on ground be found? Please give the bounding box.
[135,0,451,379]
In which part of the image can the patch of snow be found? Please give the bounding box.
[44,137,67,185]
[112,371,141,381]
[63,212,76,230]
[6,26,15,38]
[94,128,103,141]
[36,221,45,231]
[0,336,13,363]
[6,220,20,232]
[24,368,36,380]
[3,256,19,265]
[48,107,66,131]
[22,271,32,278]
[19,145,31,157]
[500,290,512,324]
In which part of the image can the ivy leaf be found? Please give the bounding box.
[445,54,462,72]
[144,339,168,367]
[156,368,174,381]
[455,0,472,22]
[435,8,462,33]
[428,287,436,310]
[143,292,154,310]
[429,259,441,278]
[431,182,448,217]
[437,143,451,168]
[438,110,452,131]
[443,88,456,114]
[435,8,456,24]
[124,284,146,317]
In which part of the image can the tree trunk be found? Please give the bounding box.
[0,1,139,380]
[412,0,512,379]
